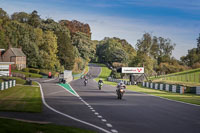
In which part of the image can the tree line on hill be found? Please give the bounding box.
[0,8,199,76]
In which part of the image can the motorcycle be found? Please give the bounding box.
[84,80,88,86]
[98,82,103,90]
[116,87,125,99]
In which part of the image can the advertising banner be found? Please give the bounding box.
[122,67,144,73]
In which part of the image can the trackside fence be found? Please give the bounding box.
[142,81,200,95]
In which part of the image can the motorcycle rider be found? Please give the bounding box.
[98,79,103,89]
[117,81,126,91]
[84,76,88,86]
[98,79,103,84]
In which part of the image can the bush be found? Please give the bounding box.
[110,70,121,79]
[22,68,29,72]
[29,68,40,74]
[39,69,58,77]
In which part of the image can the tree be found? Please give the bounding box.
[72,32,96,61]
[11,12,29,23]
[28,10,41,28]
[181,34,200,67]
[0,8,9,20]
[40,19,75,70]
[197,33,200,52]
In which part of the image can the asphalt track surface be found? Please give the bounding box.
[0,64,200,133]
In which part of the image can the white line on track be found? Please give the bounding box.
[111,129,118,133]
[98,116,103,118]
[36,81,112,133]
[102,119,107,122]
[106,123,113,128]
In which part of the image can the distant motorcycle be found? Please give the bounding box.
[116,87,125,99]
[84,80,88,86]
[98,82,103,90]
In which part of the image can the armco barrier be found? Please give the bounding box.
[169,85,173,92]
[142,82,200,95]
[5,81,8,89]
[142,82,145,87]
[196,87,200,95]
[165,84,169,91]
[160,84,163,90]
[172,85,176,93]
[0,80,16,91]
[177,86,186,94]
[13,80,16,86]
[146,82,149,87]
[9,80,12,88]
[150,83,153,88]
[155,83,158,89]
[1,82,4,90]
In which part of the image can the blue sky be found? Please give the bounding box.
[1,0,200,59]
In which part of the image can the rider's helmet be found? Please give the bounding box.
[120,81,123,85]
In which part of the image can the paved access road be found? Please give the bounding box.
[0,64,200,133]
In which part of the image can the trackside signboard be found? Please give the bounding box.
[122,67,144,74]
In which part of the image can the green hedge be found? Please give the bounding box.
[29,68,40,74]
[22,68,29,72]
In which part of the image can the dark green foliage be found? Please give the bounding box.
[11,12,30,23]
[72,32,96,61]
[0,8,9,20]
[40,19,75,70]
[181,34,200,68]
[110,70,121,79]
[29,68,40,74]
[96,37,134,64]
[133,33,178,75]
[22,68,29,72]
[28,10,41,28]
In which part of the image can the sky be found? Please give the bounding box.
[0,0,200,59]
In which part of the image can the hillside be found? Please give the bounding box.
[150,68,200,86]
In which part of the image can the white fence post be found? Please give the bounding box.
[155,83,158,89]
[165,84,169,91]
[196,87,200,95]
[160,84,163,90]
[172,85,176,93]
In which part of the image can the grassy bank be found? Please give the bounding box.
[95,64,200,105]
[127,85,200,105]
[0,85,42,112]
[12,70,43,78]
[0,118,94,133]
[149,68,200,84]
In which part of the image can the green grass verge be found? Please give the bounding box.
[0,85,42,112]
[0,118,94,133]
[95,64,200,105]
[12,70,43,78]
[149,68,200,83]
[127,85,200,105]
